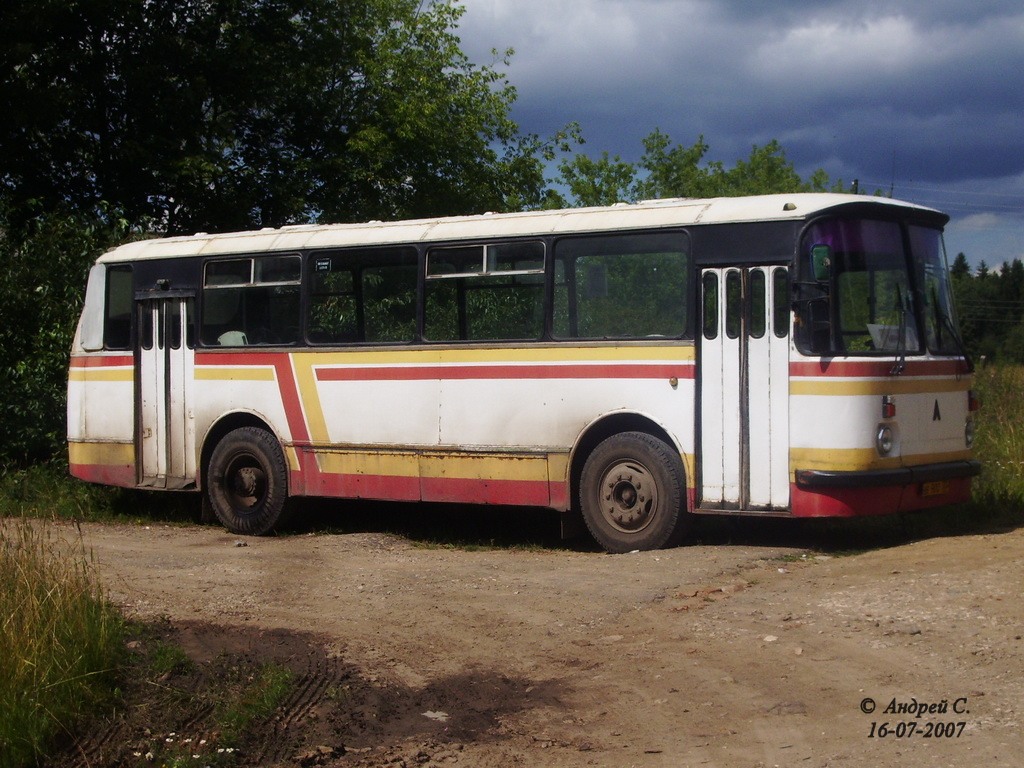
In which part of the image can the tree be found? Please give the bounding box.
[555,129,837,206]
[555,151,637,208]
[0,204,137,465]
[0,0,552,235]
[950,252,971,280]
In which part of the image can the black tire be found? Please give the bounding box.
[206,426,290,535]
[579,431,688,553]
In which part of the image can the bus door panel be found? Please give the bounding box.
[137,296,196,489]
[698,266,789,511]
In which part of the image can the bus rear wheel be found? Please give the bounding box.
[207,427,290,535]
[580,432,687,553]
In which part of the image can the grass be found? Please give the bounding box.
[969,364,1024,516]
[0,518,125,768]
[0,518,297,768]
[0,463,200,528]
[216,663,295,744]
[105,632,296,768]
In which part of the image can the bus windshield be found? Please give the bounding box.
[911,224,962,356]
[800,217,960,357]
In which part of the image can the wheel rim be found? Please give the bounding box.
[222,453,268,513]
[598,459,659,533]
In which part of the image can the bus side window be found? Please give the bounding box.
[201,255,300,346]
[553,232,689,339]
[424,242,544,342]
[749,269,766,339]
[308,247,418,344]
[772,268,790,338]
[702,272,718,340]
[725,270,741,339]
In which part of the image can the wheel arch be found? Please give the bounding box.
[569,412,687,512]
[199,411,285,492]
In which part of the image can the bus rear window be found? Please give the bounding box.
[104,265,133,350]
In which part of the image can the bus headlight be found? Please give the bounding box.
[966,418,976,448]
[876,425,895,456]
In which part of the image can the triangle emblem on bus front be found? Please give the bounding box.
[933,400,942,421]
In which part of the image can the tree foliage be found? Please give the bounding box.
[552,129,841,207]
[0,205,138,465]
[0,0,553,235]
[952,255,1024,364]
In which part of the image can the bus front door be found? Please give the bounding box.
[137,296,196,489]
[698,266,790,511]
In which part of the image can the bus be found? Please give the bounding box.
[67,193,981,553]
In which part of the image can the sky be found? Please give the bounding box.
[455,0,1024,269]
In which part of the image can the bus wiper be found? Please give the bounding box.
[941,308,974,373]
[890,285,907,376]
[931,286,974,374]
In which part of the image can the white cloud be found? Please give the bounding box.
[959,213,1004,230]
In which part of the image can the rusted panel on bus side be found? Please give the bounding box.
[67,441,136,488]
[286,445,572,509]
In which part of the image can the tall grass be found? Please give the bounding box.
[0,519,125,767]
[965,365,1024,522]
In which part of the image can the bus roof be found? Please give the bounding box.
[97,193,946,263]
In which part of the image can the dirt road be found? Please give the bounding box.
[63,512,1023,767]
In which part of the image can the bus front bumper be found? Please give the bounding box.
[795,460,982,490]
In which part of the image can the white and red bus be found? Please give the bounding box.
[67,194,980,552]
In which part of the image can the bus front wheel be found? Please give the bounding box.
[580,432,687,553]
[207,427,290,535]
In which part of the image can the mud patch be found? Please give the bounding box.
[54,619,563,767]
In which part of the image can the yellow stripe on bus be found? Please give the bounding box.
[68,441,134,465]
[194,367,276,381]
[790,447,973,473]
[292,344,695,368]
[68,368,133,382]
[313,448,566,482]
[317,450,419,478]
[292,356,329,450]
[419,453,549,481]
[791,378,971,396]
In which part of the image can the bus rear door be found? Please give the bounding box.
[698,266,790,511]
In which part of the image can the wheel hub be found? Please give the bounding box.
[601,461,658,532]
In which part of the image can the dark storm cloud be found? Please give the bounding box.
[459,0,1023,182]
[458,1,1024,262]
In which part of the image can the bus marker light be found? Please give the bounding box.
[968,390,981,412]
[882,395,896,419]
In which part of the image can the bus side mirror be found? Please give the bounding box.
[811,244,832,282]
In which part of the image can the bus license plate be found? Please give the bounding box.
[921,481,950,497]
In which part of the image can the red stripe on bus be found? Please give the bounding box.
[421,476,553,507]
[294,470,561,509]
[70,354,133,368]
[789,477,972,516]
[789,359,967,378]
[69,462,136,488]
[196,352,311,444]
[315,363,694,382]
